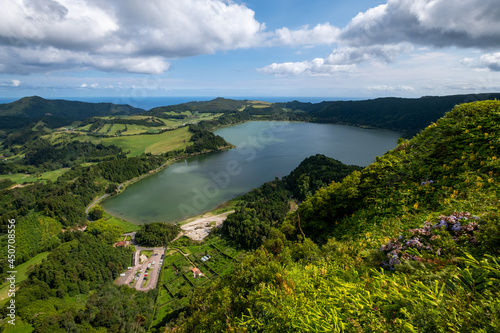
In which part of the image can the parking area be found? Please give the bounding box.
[116,247,165,291]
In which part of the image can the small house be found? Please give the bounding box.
[192,268,202,278]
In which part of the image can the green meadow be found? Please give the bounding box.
[70,126,192,156]
[0,168,70,184]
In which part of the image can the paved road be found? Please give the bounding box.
[85,193,110,216]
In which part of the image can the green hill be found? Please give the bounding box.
[281,93,500,137]
[146,97,249,117]
[176,100,500,332]
[0,96,145,129]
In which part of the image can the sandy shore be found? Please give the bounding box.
[180,211,234,241]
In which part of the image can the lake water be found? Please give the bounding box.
[101,121,401,224]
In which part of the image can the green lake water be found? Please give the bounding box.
[101,121,401,224]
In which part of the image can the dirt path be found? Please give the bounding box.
[179,211,234,241]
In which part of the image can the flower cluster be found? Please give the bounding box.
[380,212,481,270]
[420,179,434,186]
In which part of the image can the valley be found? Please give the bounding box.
[0,95,499,332]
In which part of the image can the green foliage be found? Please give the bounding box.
[89,206,104,221]
[185,124,229,153]
[146,97,248,117]
[22,139,124,170]
[2,98,500,332]
[281,93,500,137]
[0,96,144,130]
[0,178,14,190]
[284,154,363,201]
[220,155,361,249]
[296,100,500,240]
[135,222,181,247]
[0,213,61,277]
[87,219,124,244]
[1,232,144,332]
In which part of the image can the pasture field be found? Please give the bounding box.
[70,126,191,156]
[0,168,70,184]
[108,123,126,135]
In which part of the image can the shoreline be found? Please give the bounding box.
[177,210,235,241]
[85,145,235,221]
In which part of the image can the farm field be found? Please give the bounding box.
[0,168,70,184]
[69,126,192,156]
[151,236,244,330]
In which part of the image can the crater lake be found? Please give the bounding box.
[101,121,401,224]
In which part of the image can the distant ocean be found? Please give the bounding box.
[0,96,361,111]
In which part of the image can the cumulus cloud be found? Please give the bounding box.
[480,53,500,71]
[341,0,500,48]
[258,58,355,76]
[0,0,264,74]
[260,0,500,76]
[272,23,340,46]
[1,79,21,87]
[259,43,412,76]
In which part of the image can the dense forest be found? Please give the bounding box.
[135,222,181,247]
[11,232,157,332]
[0,96,144,130]
[279,93,500,137]
[185,124,231,153]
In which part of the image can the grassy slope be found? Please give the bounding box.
[0,252,50,307]
[0,168,70,184]
[71,126,192,156]
[102,211,141,233]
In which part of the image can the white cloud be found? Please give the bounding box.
[260,0,500,77]
[0,45,170,75]
[258,44,412,76]
[272,23,340,46]
[480,53,500,71]
[11,79,21,87]
[0,0,264,74]
[80,83,87,88]
[258,58,355,76]
[367,85,415,92]
[341,0,500,48]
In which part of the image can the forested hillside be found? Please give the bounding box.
[173,100,500,332]
[220,155,361,249]
[280,93,500,136]
[0,96,144,130]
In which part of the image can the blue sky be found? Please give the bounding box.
[0,0,499,101]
